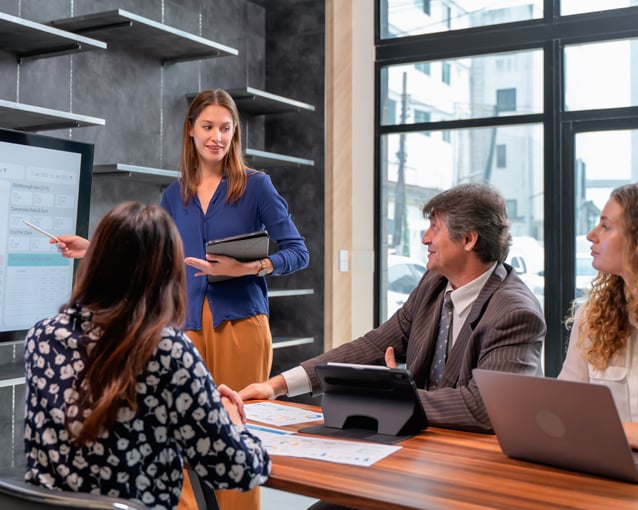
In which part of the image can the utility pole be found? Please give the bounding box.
[393,72,408,254]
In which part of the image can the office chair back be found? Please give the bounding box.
[187,466,220,510]
[0,478,149,509]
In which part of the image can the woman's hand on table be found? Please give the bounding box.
[218,384,246,425]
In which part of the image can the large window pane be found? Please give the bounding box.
[379,124,544,320]
[381,0,543,39]
[574,129,638,301]
[561,0,636,16]
[380,50,543,125]
[565,39,638,111]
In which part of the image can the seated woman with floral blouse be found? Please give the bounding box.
[24,201,271,510]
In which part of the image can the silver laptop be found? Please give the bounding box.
[473,368,638,483]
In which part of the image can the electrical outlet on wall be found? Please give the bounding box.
[339,249,349,272]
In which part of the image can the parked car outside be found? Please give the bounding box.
[507,236,545,310]
[386,254,427,318]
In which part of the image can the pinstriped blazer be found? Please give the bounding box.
[300,262,545,433]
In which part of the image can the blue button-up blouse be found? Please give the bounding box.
[160,170,309,329]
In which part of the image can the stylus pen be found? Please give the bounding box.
[22,219,60,242]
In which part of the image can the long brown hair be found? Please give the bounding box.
[179,89,248,205]
[67,202,186,443]
[578,183,638,370]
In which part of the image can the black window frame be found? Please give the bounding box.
[374,1,638,376]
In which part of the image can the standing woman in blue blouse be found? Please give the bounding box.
[160,89,309,510]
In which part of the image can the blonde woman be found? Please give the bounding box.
[559,183,638,447]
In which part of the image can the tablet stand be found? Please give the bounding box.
[298,365,427,445]
[300,394,422,444]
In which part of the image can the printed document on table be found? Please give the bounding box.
[245,402,323,426]
[247,424,401,467]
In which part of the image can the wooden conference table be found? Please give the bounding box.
[256,401,638,510]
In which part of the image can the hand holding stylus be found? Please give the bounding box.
[50,235,91,259]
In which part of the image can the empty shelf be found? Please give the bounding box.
[272,337,314,350]
[269,289,314,298]
[245,148,314,169]
[0,11,106,61]
[50,9,238,63]
[0,363,25,387]
[227,86,315,115]
[0,99,105,131]
[93,163,179,184]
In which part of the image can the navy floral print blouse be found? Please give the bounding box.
[24,306,271,510]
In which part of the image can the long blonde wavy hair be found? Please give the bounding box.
[577,183,638,370]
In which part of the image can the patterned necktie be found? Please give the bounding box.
[428,291,453,390]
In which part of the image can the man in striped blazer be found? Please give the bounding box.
[241,183,546,433]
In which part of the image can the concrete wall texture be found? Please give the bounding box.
[0,0,325,474]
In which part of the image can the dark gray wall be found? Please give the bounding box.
[0,0,325,472]
[262,1,326,379]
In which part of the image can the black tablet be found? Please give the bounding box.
[205,230,270,283]
[299,362,428,444]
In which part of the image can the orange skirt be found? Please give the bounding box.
[178,299,272,510]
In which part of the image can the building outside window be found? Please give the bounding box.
[383,0,543,38]
[415,62,431,75]
[377,0,638,374]
[414,110,431,133]
[441,62,451,85]
[496,144,507,168]
[444,5,452,29]
[496,88,517,113]
[384,97,397,125]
